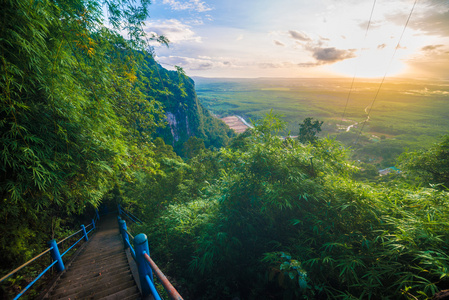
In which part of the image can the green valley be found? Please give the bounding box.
[195,77,449,167]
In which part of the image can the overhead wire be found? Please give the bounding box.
[354,0,418,145]
[340,0,377,124]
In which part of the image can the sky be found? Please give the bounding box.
[142,0,449,79]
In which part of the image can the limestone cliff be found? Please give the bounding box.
[144,57,235,154]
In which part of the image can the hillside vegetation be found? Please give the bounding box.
[1,0,449,299]
[127,113,449,299]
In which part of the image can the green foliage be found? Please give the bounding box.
[399,135,449,189]
[182,137,206,159]
[252,109,287,138]
[298,117,323,144]
[352,162,379,182]
[143,114,449,299]
[0,0,167,276]
[262,252,308,299]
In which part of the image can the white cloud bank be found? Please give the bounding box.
[162,0,212,12]
[143,19,202,44]
[159,55,236,71]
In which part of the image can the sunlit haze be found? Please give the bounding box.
[145,0,449,79]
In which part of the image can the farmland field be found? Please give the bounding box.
[194,77,449,167]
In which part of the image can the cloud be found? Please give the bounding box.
[297,62,322,68]
[387,4,449,37]
[288,30,311,42]
[185,18,204,26]
[409,12,449,36]
[311,47,356,63]
[159,56,235,71]
[274,40,285,47]
[359,20,384,31]
[258,62,295,69]
[285,29,356,66]
[405,43,449,79]
[143,19,201,44]
[421,44,444,51]
[162,0,212,12]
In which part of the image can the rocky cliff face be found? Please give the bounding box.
[144,58,234,154]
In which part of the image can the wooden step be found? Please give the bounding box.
[51,276,136,299]
[51,267,132,296]
[44,214,141,300]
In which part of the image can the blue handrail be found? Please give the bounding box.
[125,238,136,261]
[13,260,58,300]
[0,209,100,299]
[118,217,184,300]
[118,204,144,224]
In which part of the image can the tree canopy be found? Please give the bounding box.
[131,114,449,300]
[298,117,323,144]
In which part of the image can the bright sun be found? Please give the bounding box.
[324,12,426,79]
[330,49,408,78]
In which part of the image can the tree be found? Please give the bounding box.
[182,137,206,159]
[298,117,323,144]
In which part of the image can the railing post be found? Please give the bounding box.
[48,239,65,272]
[134,234,152,297]
[92,219,95,230]
[119,219,129,249]
[81,224,88,241]
[95,208,100,220]
[118,204,121,215]
[118,217,122,233]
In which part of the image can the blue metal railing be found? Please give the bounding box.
[118,204,144,224]
[117,210,184,300]
[0,210,100,299]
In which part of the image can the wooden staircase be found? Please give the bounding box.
[45,215,141,300]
